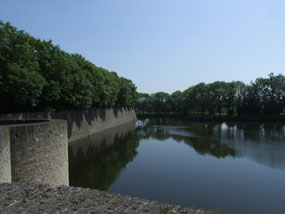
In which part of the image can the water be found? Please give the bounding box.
[69,119,285,214]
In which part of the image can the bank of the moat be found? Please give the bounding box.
[0,183,216,214]
[137,113,285,122]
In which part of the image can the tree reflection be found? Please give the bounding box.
[137,121,237,158]
[69,122,138,190]
[69,119,285,191]
[138,119,285,170]
[173,135,237,158]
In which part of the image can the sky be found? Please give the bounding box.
[0,0,285,93]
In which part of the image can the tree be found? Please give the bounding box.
[207,81,227,116]
[152,92,171,113]
[116,77,137,107]
[0,20,138,113]
[90,67,119,108]
[0,21,46,112]
[264,73,285,115]
[187,83,208,115]
[224,82,237,116]
[137,93,153,113]
[170,90,184,114]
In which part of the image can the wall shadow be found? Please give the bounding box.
[0,107,136,141]
[68,121,137,190]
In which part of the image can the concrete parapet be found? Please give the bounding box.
[0,108,136,187]
[0,120,68,187]
[0,127,11,183]
[0,107,137,142]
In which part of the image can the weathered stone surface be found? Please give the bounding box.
[0,183,217,214]
[9,120,68,187]
[0,107,137,142]
[0,120,68,187]
[0,127,11,183]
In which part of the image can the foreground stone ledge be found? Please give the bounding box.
[0,183,217,214]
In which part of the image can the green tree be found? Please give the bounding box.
[0,20,137,113]
[0,21,46,112]
[170,90,184,114]
[264,73,285,115]
[207,81,227,116]
[90,67,119,107]
[188,83,208,115]
[152,92,171,113]
[116,76,138,107]
[136,93,153,113]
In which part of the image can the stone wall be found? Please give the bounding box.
[0,127,11,183]
[69,120,136,157]
[0,120,68,187]
[0,108,136,186]
[0,107,137,142]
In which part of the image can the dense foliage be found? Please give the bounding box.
[137,73,285,117]
[0,20,137,113]
[1,20,284,117]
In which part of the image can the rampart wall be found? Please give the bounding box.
[0,120,68,187]
[0,107,137,142]
[0,108,137,186]
[0,127,11,183]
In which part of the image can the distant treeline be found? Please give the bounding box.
[137,73,285,117]
[0,20,137,113]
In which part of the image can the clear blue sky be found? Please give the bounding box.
[1,0,284,93]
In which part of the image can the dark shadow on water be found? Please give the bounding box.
[68,121,137,190]
[68,118,285,214]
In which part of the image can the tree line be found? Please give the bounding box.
[137,73,285,117]
[1,20,284,117]
[0,20,137,113]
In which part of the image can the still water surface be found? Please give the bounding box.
[69,119,285,214]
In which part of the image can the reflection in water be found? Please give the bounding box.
[139,119,285,171]
[69,119,285,214]
[70,119,285,190]
[221,122,285,170]
[69,121,138,190]
[136,124,237,158]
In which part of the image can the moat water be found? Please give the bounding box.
[69,119,285,214]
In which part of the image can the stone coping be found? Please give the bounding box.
[0,119,66,126]
[0,183,218,214]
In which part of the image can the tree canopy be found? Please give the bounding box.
[0,20,137,113]
[137,73,285,117]
[1,20,284,117]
